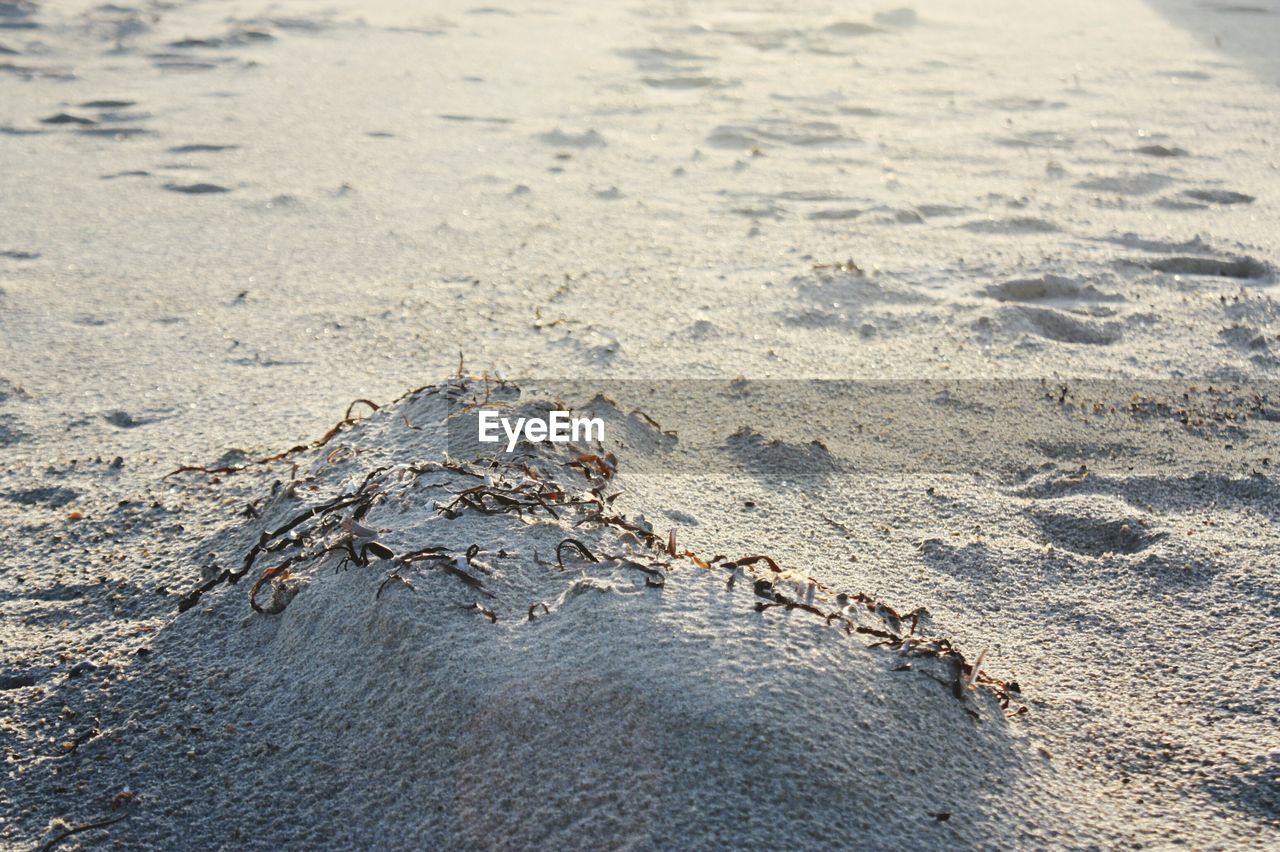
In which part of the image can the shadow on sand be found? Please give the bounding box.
[1144,0,1280,83]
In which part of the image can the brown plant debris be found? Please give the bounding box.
[171,378,1023,711]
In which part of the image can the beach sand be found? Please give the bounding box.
[2,0,1278,847]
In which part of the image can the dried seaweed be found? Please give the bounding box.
[393,547,488,593]
[170,377,1023,711]
[177,464,396,612]
[376,573,416,599]
[165,397,381,477]
[465,602,498,623]
[556,538,598,568]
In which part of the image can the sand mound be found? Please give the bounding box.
[26,380,1050,848]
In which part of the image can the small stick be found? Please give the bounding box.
[39,815,128,852]
[965,647,988,689]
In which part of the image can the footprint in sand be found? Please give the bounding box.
[0,415,24,446]
[961,216,1059,234]
[1,63,73,81]
[535,128,605,148]
[1217,325,1277,367]
[996,130,1074,150]
[725,427,837,480]
[726,200,785,219]
[642,75,734,90]
[1182,188,1254,205]
[40,112,96,126]
[437,114,513,125]
[81,128,156,141]
[1000,305,1123,345]
[780,269,926,329]
[80,99,136,109]
[822,21,879,37]
[1222,292,1280,326]
[0,378,26,447]
[163,182,231,194]
[1031,500,1167,557]
[1134,144,1188,157]
[916,538,992,579]
[227,351,304,368]
[103,410,162,428]
[916,204,968,218]
[1075,173,1173,196]
[873,8,919,27]
[615,46,712,72]
[149,54,225,72]
[168,143,238,154]
[982,96,1067,112]
[0,379,24,401]
[1142,255,1270,281]
[2,486,81,508]
[1102,233,1212,253]
[0,1,38,30]
[707,120,857,149]
[807,208,863,221]
[169,37,223,48]
[983,274,1123,305]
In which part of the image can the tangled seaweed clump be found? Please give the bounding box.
[172,377,1022,713]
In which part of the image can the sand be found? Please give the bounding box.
[2,0,1279,848]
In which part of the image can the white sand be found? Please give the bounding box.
[2,0,1278,847]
